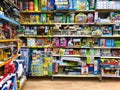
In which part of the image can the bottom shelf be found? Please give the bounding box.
[52,74,100,77]
[102,75,120,78]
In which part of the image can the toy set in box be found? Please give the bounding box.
[53,25,113,36]
[81,59,100,75]
[31,49,52,76]
[113,24,120,35]
[20,48,30,76]
[53,57,100,75]
[101,49,120,57]
[53,38,81,47]
[27,38,52,47]
[21,13,53,24]
[100,39,115,47]
[75,13,94,23]
[53,48,81,56]
[24,26,37,35]
[96,1,120,10]
[101,59,120,77]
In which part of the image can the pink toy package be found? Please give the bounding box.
[60,38,67,47]
[53,38,59,47]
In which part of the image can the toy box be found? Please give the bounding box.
[27,38,36,46]
[88,64,94,74]
[53,38,60,47]
[100,39,106,47]
[48,0,54,10]
[67,38,73,47]
[102,26,112,36]
[59,49,65,56]
[112,50,120,57]
[76,0,87,10]
[81,65,88,75]
[40,14,47,23]
[101,49,111,56]
[81,49,86,56]
[41,0,48,10]
[75,13,87,23]
[81,38,87,47]
[87,38,94,47]
[55,0,69,10]
[73,38,81,47]
[69,0,77,10]
[94,59,100,75]
[60,38,67,47]
[36,38,44,46]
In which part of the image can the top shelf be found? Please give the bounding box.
[0,15,20,26]
[21,10,95,13]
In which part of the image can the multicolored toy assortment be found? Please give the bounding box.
[53,57,100,75]
[31,49,52,76]
[101,59,120,77]
[18,0,120,79]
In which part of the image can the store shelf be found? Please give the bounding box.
[52,74,100,77]
[102,75,120,78]
[53,54,100,57]
[53,35,120,38]
[0,45,16,49]
[53,46,120,49]
[96,9,120,12]
[101,57,120,59]
[53,35,91,37]
[96,22,115,25]
[0,39,18,43]
[20,23,54,26]
[18,35,53,38]
[0,54,21,67]
[0,15,20,26]
[21,10,95,13]
[53,23,95,25]
[21,46,52,48]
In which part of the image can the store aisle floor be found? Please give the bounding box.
[22,78,120,90]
